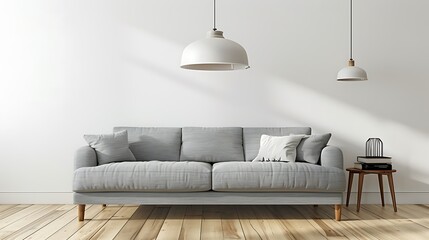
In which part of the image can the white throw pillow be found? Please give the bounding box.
[252,134,305,162]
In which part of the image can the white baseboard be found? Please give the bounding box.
[0,192,73,204]
[0,192,428,204]
[345,192,429,204]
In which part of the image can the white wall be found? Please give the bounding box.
[1,0,428,204]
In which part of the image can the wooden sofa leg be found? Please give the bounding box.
[78,204,85,221]
[335,204,342,221]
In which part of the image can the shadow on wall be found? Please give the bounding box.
[258,76,429,192]
[115,23,429,194]
[114,0,429,135]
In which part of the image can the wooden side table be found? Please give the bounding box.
[346,168,397,212]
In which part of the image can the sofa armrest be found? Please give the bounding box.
[320,145,343,169]
[74,146,97,170]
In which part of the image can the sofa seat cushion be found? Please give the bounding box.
[73,161,211,192]
[212,162,345,192]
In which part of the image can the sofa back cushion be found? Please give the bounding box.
[113,127,182,161]
[180,127,244,162]
[243,127,311,161]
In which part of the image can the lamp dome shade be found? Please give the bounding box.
[181,30,249,71]
[337,66,368,81]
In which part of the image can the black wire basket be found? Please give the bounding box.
[365,138,383,157]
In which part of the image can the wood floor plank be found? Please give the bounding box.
[340,205,403,240]
[0,205,31,221]
[134,206,170,240]
[25,205,79,240]
[179,205,202,240]
[156,206,186,240]
[0,205,46,229]
[319,205,397,240]
[271,206,327,240]
[0,204,428,240]
[67,205,122,240]
[113,205,155,240]
[251,205,294,240]
[3,205,74,240]
[90,205,139,240]
[361,204,429,240]
[236,206,263,240]
[201,205,223,240]
[361,204,406,220]
[0,205,61,239]
[0,205,17,214]
[317,205,380,239]
[400,205,429,222]
[218,205,245,240]
[293,205,356,240]
[47,205,105,240]
[398,205,429,230]
[388,204,429,221]
[311,205,368,240]
[416,204,429,213]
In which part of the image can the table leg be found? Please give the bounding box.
[378,174,385,207]
[346,171,354,207]
[357,172,365,212]
[387,173,398,212]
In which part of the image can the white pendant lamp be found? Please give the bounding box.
[337,0,368,81]
[181,0,249,71]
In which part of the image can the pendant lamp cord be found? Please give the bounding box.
[213,0,217,31]
[350,0,353,60]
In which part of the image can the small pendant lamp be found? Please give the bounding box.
[181,0,249,71]
[337,0,368,81]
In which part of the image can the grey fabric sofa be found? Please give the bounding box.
[74,127,346,221]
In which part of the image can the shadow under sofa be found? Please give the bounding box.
[73,127,346,221]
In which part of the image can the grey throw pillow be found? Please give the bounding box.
[296,133,331,164]
[84,130,136,165]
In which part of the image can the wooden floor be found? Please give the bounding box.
[0,204,429,239]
